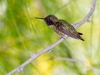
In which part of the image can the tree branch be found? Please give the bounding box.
[73,0,96,29]
[6,0,97,75]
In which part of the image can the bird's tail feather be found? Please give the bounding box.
[78,32,83,35]
[77,35,84,41]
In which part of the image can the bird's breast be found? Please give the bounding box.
[49,25,65,37]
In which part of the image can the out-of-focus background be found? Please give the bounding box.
[0,0,100,75]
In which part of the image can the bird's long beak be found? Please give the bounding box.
[35,17,45,20]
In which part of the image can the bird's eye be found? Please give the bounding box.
[49,17,51,20]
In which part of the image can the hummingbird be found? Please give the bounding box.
[35,15,84,41]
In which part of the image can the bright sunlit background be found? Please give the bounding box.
[0,0,100,75]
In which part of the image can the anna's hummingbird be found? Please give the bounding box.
[35,15,84,41]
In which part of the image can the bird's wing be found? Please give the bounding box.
[57,25,78,39]
[56,20,84,40]
[58,25,84,41]
[63,22,84,37]
[56,20,78,38]
[63,21,78,34]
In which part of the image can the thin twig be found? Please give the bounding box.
[6,0,97,75]
[73,0,96,29]
[54,57,100,72]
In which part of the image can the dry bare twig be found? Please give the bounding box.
[54,57,100,72]
[6,0,97,75]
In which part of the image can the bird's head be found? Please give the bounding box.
[35,15,58,26]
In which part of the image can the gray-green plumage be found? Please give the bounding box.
[55,20,84,41]
[35,15,84,41]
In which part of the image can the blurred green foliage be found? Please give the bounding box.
[0,0,100,75]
